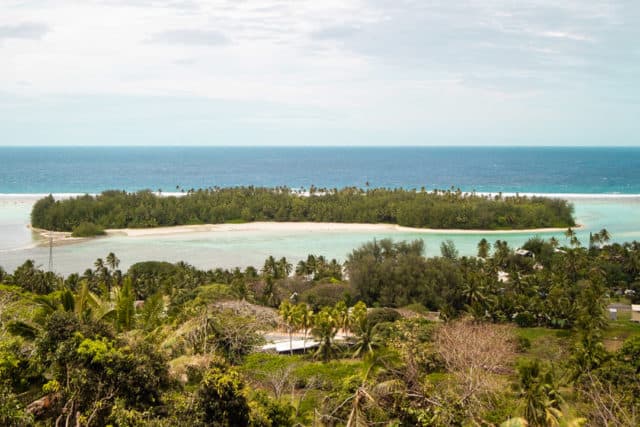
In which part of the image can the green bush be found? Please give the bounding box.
[71,222,106,237]
[367,308,402,326]
[300,283,354,310]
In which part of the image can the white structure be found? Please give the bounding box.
[497,271,510,283]
[515,248,534,257]
[631,305,640,323]
[261,339,320,354]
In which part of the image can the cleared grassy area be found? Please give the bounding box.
[603,316,640,351]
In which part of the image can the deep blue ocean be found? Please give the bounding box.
[0,146,638,194]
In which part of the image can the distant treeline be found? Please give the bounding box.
[31,187,575,233]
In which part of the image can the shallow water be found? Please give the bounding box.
[0,196,638,274]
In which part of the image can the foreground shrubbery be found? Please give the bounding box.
[31,186,576,231]
[1,232,640,425]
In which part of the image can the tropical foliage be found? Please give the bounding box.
[2,229,640,426]
[31,186,575,232]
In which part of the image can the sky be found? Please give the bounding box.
[1,0,639,146]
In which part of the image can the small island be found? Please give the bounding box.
[30,187,576,236]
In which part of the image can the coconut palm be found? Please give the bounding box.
[334,301,351,338]
[312,307,340,362]
[262,256,278,278]
[570,236,581,248]
[106,252,120,271]
[477,238,490,259]
[516,360,563,427]
[462,273,488,307]
[277,257,293,278]
[295,302,314,353]
[352,320,383,358]
[295,260,307,277]
[493,240,511,267]
[305,254,317,275]
[564,227,576,246]
[279,300,299,355]
[34,280,116,324]
[343,349,403,427]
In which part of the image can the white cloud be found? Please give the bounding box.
[148,29,230,45]
[0,0,638,145]
[0,22,49,40]
[540,31,592,41]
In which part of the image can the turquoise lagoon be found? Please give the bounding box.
[0,195,638,274]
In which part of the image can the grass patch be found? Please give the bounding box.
[293,359,363,390]
[240,353,302,379]
[514,327,558,341]
[604,319,640,342]
[225,218,247,224]
[516,327,574,363]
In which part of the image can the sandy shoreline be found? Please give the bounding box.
[31,221,581,247]
[108,222,581,236]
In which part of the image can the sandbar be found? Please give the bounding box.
[31,221,581,247]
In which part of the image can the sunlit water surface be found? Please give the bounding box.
[1,196,638,275]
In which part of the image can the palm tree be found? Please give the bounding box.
[477,238,490,259]
[106,252,120,271]
[328,259,343,280]
[493,240,510,267]
[462,273,488,307]
[277,257,293,278]
[516,360,563,427]
[295,260,307,277]
[93,257,110,290]
[343,349,403,427]
[598,228,611,244]
[279,301,299,355]
[352,320,383,358]
[564,227,576,244]
[93,257,105,272]
[334,301,351,338]
[115,277,135,332]
[295,303,314,353]
[312,307,340,362]
[262,256,278,278]
[570,236,581,248]
[305,255,317,276]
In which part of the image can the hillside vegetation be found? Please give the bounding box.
[1,232,640,426]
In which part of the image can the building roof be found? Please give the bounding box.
[515,249,534,257]
[261,339,320,353]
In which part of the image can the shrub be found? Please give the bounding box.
[367,308,402,326]
[71,222,106,237]
[300,283,354,310]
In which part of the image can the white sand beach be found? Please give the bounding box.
[105,221,581,238]
[27,221,580,246]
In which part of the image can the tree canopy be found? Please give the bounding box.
[31,187,575,233]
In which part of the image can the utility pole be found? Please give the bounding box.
[48,232,53,272]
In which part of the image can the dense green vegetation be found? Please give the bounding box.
[31,187,575,232]
[70,222,106,237]
[2,230,640,426]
